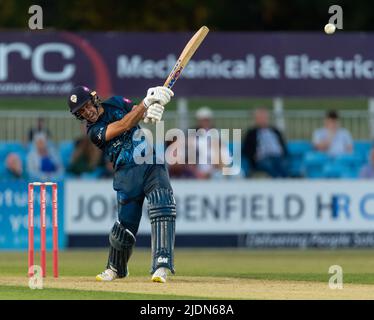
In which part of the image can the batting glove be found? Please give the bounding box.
[143,86,174,108]
[144,103,165,123]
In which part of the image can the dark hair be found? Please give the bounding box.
[326,110,338,120]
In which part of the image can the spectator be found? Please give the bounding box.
[188,106,232,179]
[28,117,51,142]
[242,107,288,178]
[27,133,64,181]
[68,123,102,176]
[3,153,27,180]
[165,136,197,179]
[312,110,353,157]
[359,147,374,178]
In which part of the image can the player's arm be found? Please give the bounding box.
[105,86,173,141]
[105,101,147,141]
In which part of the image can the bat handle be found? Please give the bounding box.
[163,82,173,89]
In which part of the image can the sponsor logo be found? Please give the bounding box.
[0,43,75,82]
[157,257,168,264]
[112,140,121,148]
[168,65,183,88]
[97,128,104,141]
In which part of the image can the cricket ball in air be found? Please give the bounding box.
[324,23,336,35]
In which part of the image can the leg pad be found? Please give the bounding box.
[148,188,176,274]
[107,221,136,278]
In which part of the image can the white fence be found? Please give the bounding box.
[0,109,371,142]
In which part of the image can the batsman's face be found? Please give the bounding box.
[79,101,100,123]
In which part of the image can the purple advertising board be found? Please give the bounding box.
[1,31,374,97]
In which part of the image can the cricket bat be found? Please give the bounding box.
[164,26,209,89]
[144,26,209,123]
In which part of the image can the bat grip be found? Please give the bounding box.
[163,81,173,89]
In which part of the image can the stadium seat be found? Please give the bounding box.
[322,163,346,178]
[287,141,313,177]
[334,153,363,171]
[0,163,6,177]
[0,142,27,164]
[354,141,372,162]
[323,162,359,179]
[0,141,26,153]
[287,141,313,155]
[340,170,359,179]
[303,151,329,178]
[0,141,7,154]
[289,159,304,177]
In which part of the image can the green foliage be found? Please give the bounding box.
[1,0,374,31]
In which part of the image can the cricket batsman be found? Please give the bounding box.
[67,85,176,283]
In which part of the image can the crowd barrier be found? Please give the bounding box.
[2,179,374,249]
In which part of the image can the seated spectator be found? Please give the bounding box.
[3,153,27,180]
[188,107,231,179]
[28,117,51,142]
[27,133,64,181]
[68,123,102,176]
[359,146,374,178]
[242,107,288,178]
[312,110,353,157]
[165,136,197,179]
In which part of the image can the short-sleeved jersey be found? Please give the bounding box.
[87,96,151,170]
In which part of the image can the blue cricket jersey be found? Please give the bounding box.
[87,96,150,170]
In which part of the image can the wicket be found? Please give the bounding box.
[28,182,59,278]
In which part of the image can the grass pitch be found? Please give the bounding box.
[1,249,374,300]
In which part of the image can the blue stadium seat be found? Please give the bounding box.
[0,150,7,163]
[289,160,304,177]
[354,141,372,162]
[287,141,313,177]
[334,153,363,169]
[59,140,75,168]
[0,141,26,153]
[0,141,8,154]
[0,163,6,177]
[0,141,27,163]
[322,163,346,178]
[323,162,359,179]
[303,151,329,178]
[287,141,313,156]
[340,170,359,179]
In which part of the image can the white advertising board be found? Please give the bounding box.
[65,179,374,235]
